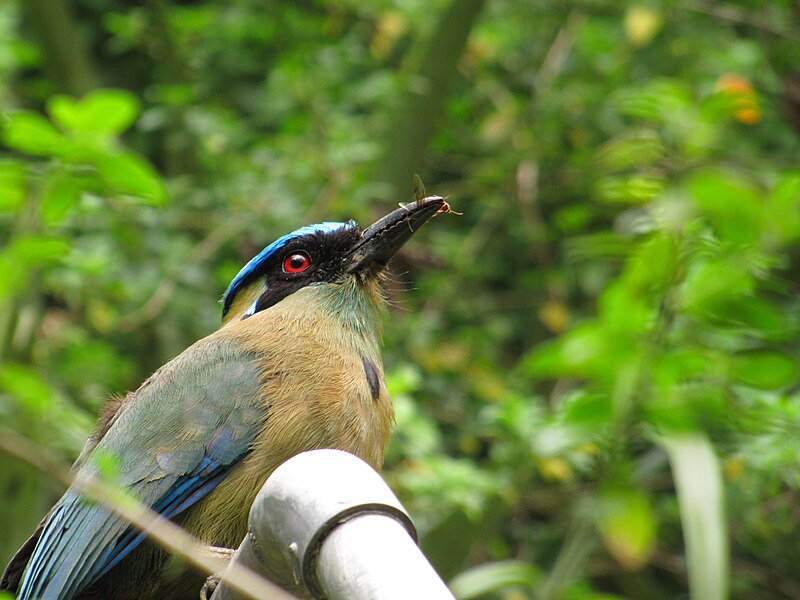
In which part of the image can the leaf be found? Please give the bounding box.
[0,255,27,299]
[615,79,692,123]
[92,150,168,204]
[624,232,677,294]
[0,363,56,412]
[524,319,637,384]
[731,351,798,390]
[6,235,71,265]
[594,131,664,173]
[766,171,800,243]
[687,170,763,244]
[0,235,70,299]
[704,295,791,341]
[596,489,657,570]
[596,175,665,204]
[598,280,653,333]
[449,560,541,600]
[0,160,27,212]
[41,174,80,225]
[661,434,728,600]
[522,326,605,379]
[48,89,140,136]
[678,258,753,313]
[561,392,612,426]
[78,88,140,135]
[2,111,69,156]
[46,95,82,132]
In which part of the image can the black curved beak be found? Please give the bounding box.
[344,196,446,274]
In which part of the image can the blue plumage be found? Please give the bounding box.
[222,221,356,313]
[91,455,233,583]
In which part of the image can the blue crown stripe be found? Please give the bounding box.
[222,221,355,312]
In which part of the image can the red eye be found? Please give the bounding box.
[283,251,311,273]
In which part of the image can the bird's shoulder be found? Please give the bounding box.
[80,332,265,465]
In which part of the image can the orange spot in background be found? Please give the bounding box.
[715,73,761,125]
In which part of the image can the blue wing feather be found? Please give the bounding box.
[90,458,234,583]
[16,344,266,600]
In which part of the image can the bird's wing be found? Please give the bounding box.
[14,339,267,600]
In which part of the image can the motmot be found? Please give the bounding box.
[1,196,449,600]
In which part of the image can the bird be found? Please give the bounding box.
[1,196,448,600]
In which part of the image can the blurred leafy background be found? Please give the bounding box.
[2,1,800,598]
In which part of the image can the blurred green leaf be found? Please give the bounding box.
[624,232,677,294]
[596,488,657,570]
[703,296,792,340]
[2,111,69,156]
[522,325,605,380]
[561,391,612,427]
[0,235,70,298]
[598,281,654,333]
[88,448,124,483]
[92,151,167,203]
[596,175,665,204]
[396,456,503,519]
[616,79,693,123]
[0,363,56,412]
[5,235,71,265]
[678,257,753,313]
[0,256,27,298]
[688,170,762,244]
[0,160,26,212]
[731,351,798,390]
[40,174,80,225]
[48,89,140,136]
[594,131,664,172]
[449,560,541,600]
[391,392,443,460]
[766,172,800,243]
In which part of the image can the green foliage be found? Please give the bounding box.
[449,560,542,600]
[2,1,800,598]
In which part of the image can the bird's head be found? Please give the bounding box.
[221,196,447,325]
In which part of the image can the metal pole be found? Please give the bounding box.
[210,449,455,600]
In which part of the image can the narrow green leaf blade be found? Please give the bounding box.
[449,560,541,600]
[661,434,728,600]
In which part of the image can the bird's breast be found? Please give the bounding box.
[183,302,393,546]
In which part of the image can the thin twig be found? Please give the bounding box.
[0,427,298,600]
[536,515,597,600]
[685,1,800,40]
[535,9,587,91]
